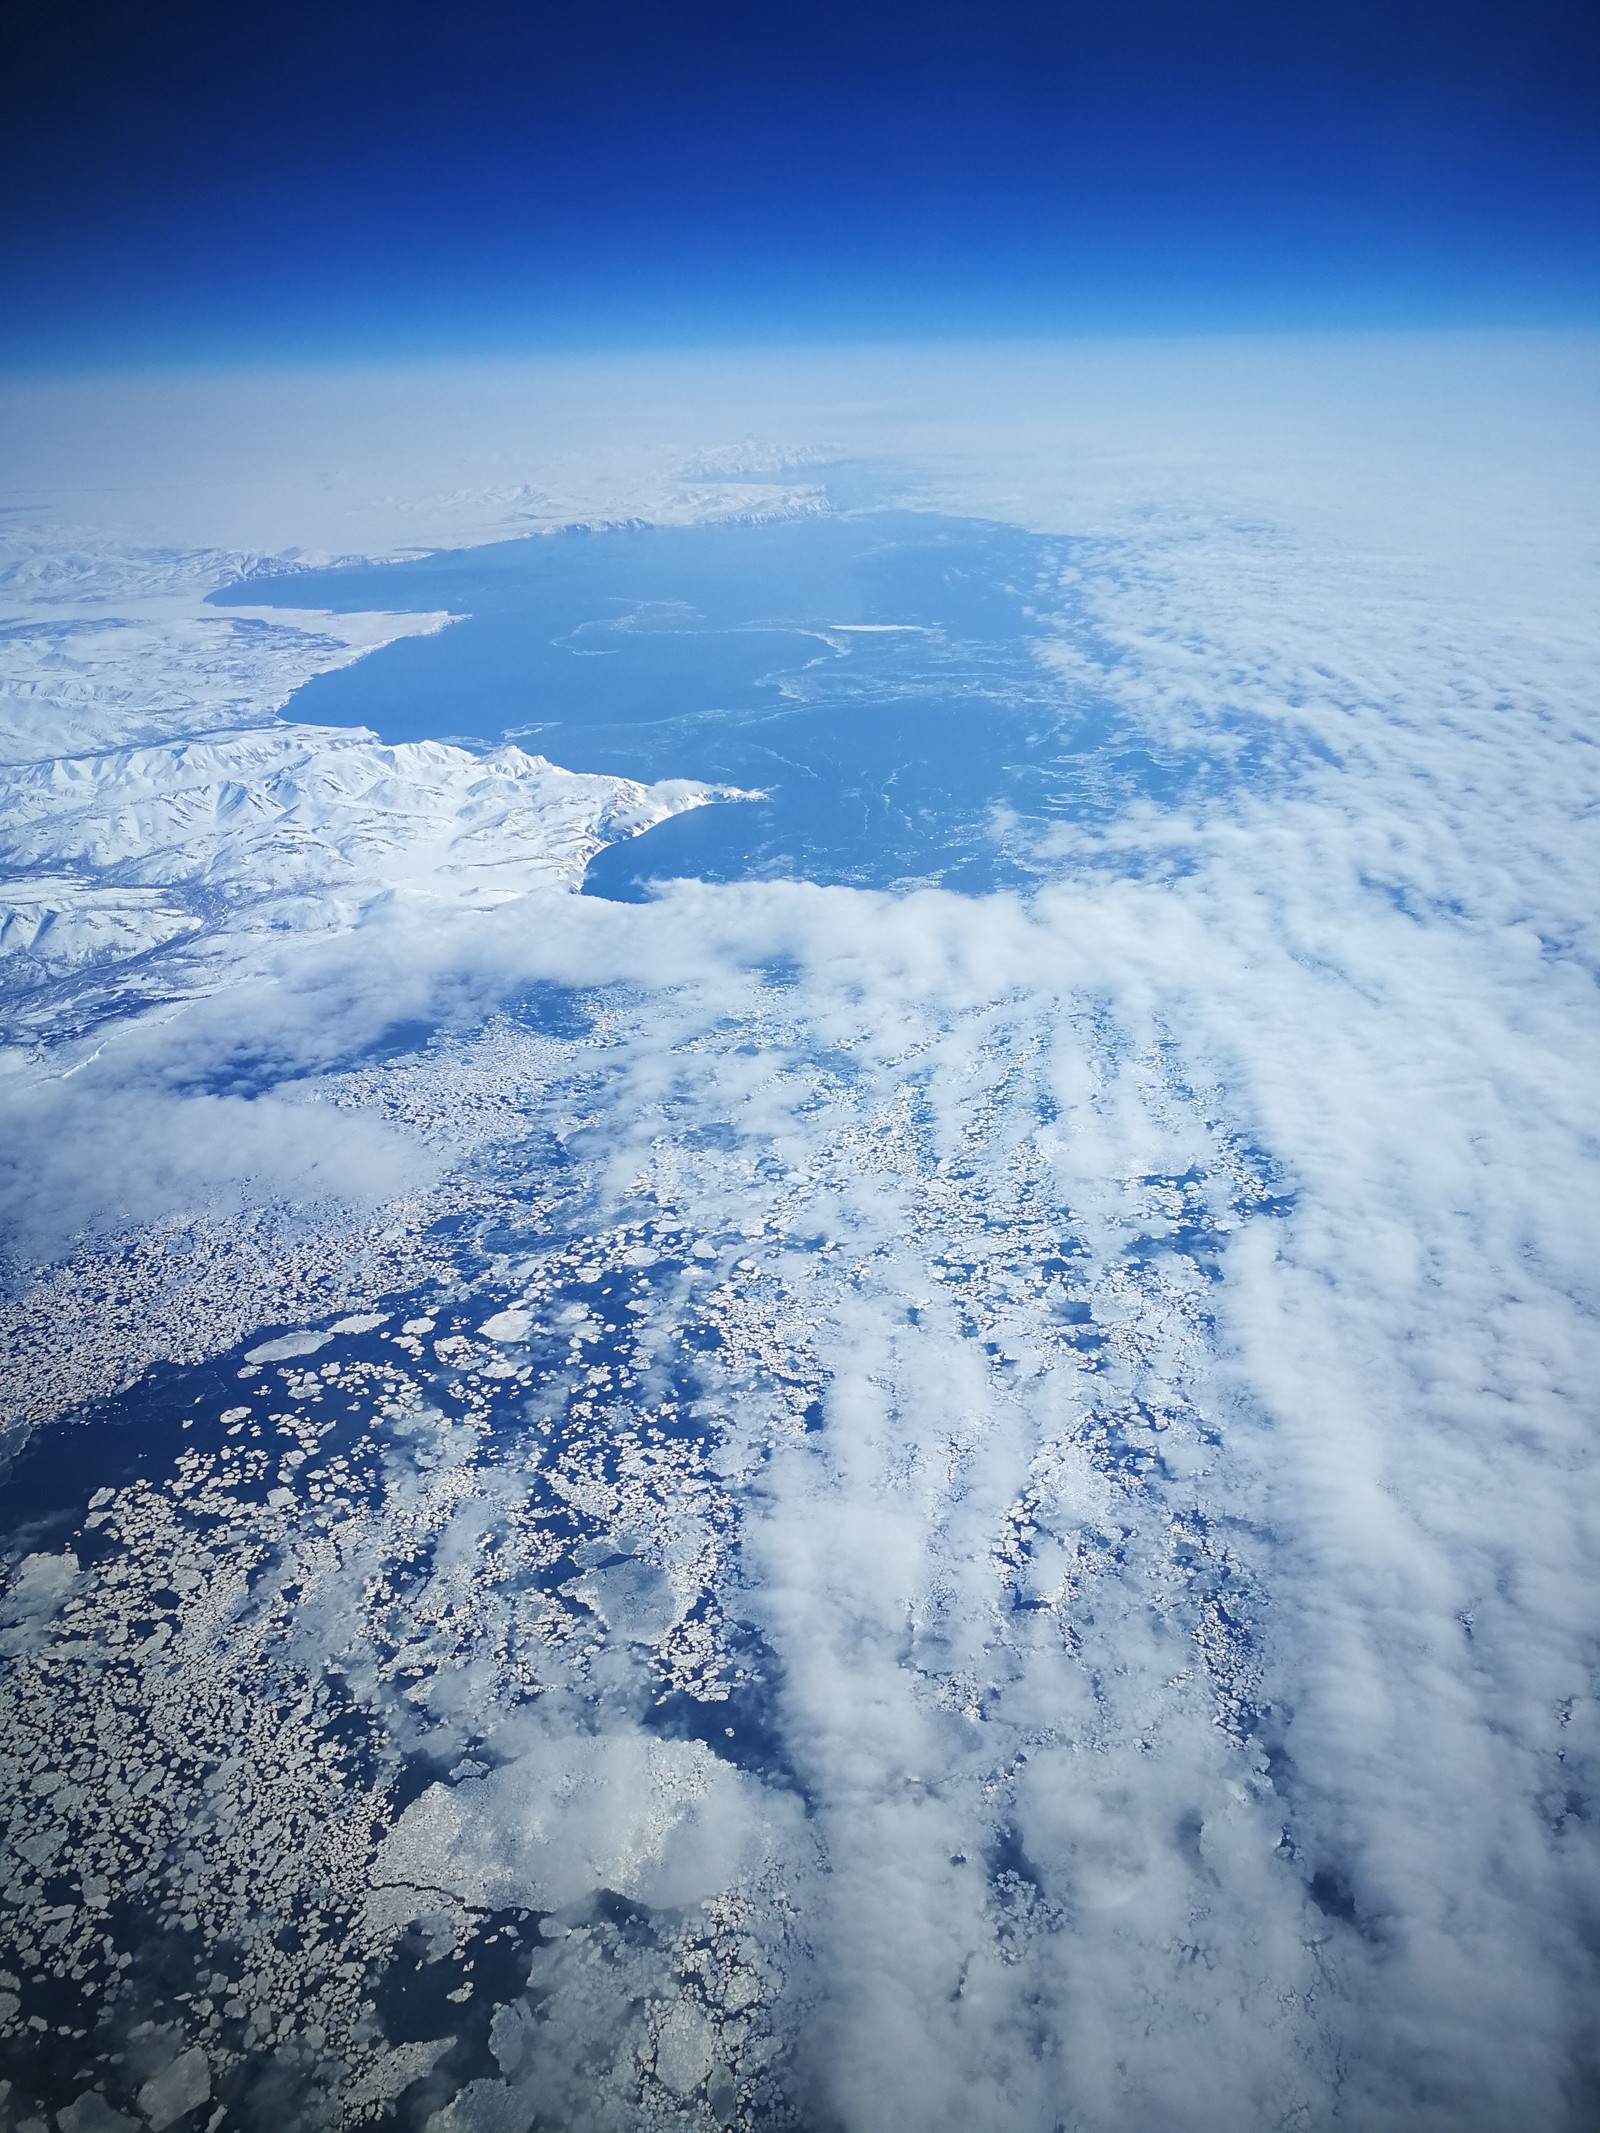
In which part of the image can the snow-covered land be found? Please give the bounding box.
[0,559,735,1048]
[0,720,726,1041]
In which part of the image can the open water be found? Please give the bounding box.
[213,511,1229,899]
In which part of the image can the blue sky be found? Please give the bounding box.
[3,0,1598,364]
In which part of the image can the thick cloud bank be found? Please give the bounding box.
[0,338,1596,2133]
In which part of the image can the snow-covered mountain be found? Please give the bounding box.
[0,558,736,1047]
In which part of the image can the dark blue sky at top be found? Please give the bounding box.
[2,0,1597,367]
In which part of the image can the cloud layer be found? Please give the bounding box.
[0,338,1596,2129]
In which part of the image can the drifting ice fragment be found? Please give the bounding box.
[243,1330,330,1364]
[480,1306,533,1343]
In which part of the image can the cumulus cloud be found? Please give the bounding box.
[20,798,1590,2120]
[157,799,1586,2126]
[0,1062,435,1266]
[372,1716,803,1923]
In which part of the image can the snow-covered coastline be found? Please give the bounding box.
[0,541,743,1053]
[0,718,732,1045]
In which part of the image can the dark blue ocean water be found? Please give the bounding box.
[214,511,1222,899]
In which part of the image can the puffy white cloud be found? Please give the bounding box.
[372,1717,804,1924]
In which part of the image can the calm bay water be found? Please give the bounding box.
[215,511,1204,898]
